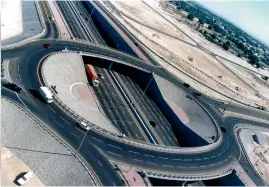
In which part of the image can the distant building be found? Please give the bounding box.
[202,23,209,28]
[193,17,199,22]
[180,10,189,17]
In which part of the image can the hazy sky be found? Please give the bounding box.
[198,1,269,47]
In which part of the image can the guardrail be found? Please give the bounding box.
[1,1,46,50]
[144,169,233,181]
[39,51,224,154]
[1,96,101,186]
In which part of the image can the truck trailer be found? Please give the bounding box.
[85,64,99,87]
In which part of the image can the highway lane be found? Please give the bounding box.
[59,1,179,146]
[2,40,269,185]
[56,1,89,40]
[56,3,151,142]
[1,50,124,186]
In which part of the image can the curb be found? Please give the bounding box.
[39,51,224,154]
[1,1,47,50]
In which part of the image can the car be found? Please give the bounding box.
[183,83,190,88]
[43,44,50,49]
[78,121,90,131]
[17,171,35,185]
[220,127,227,133]
[149,121,156,127]
[185,94,193,100]
[4,83,22,93]
[221,101,228,105]
[257,106,266,110]
[193,92,202,96]
[49,16,54,21]
[97,73,104,79]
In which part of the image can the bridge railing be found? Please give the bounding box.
[39,51,223,154]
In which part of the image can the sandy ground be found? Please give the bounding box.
[1,0,23,40]
[103,0,269,108]
[1,147,44,186]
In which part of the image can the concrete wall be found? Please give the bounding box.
[112,63,211,146]
[82,1,137,56]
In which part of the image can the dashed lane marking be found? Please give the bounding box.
[70,132,79,139]
[60,116,70,124]
[92,137,103,143]
[98,161,103,166]
[163,165,173,167]
[40,109,48,116]
[48,106,56,113]
[159,157,168,160]
[108,151,122,157]
[108,144,122,150]
[129,151,140,154]
[133,159,143,162]
[53,120,64,128]
[145,154,154,157]
[172,158,182,161]
[148,162,158,165]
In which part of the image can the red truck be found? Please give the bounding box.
[85,64,99,87]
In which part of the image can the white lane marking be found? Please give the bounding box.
[60,116,70,124]
[108,151,122,157]
[159,157,168,160]
[228,155,232,159]
[133,159,143,162]
[163,165,173,167]
[70,132,79,139]
[129,150,140,154]
[148,162,158,165]
[195,158,201,161]
[98,161,103,166]
[17,64,19,70]
[145,154,154,157]
[113,182,116,187]
[109,144,122,150]
[40,109,48,116]
[53,120,64,128]
[18,74,21,80]
[184,159,192,161]
[203,157,209,160]
[92,137,103,143]
[75,127,84,133]
[48,106,56,113]
[211,155,216,158]
[172,158,181,161]
[177,166,185,168]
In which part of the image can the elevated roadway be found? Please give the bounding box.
[2,1,269,185]
[2,39,269,186]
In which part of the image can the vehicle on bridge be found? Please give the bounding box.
[85,64,99,87]
[39,87,53,103]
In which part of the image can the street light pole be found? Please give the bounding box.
[76,127,90,154]
[223,92,238,113]
[136,73,154,104]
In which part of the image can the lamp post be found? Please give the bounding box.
[76,126,90,155]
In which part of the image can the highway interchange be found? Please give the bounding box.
[1,1,269,186]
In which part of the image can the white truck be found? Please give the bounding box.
[39,87,53,103]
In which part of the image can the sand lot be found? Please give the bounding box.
[103,0,269,108]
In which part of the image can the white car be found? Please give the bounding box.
[79,121,90,131]
[17,171,35,185]
[221,101,228,105]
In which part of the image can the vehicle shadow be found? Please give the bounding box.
[29,89,46,103]
[13,172,27,186]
